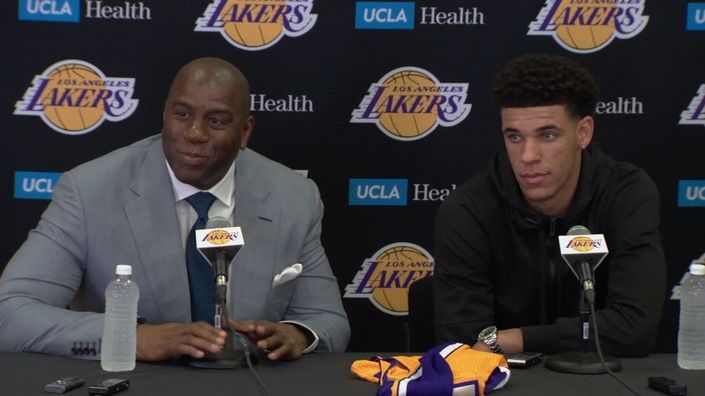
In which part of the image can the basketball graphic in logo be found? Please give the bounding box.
[378,70,439,139]
[552,2,617,51]
[345,242,434,315]
[528,0,649,54]
[567,236,597,252]
[195,0,318,51]
[14,59,138,135]
[351,67,472,141]
[42,63,106,132]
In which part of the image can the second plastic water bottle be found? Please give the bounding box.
[101,264,140,372]
[678,262,705,370]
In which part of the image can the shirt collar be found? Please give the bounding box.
[166,160,235,206]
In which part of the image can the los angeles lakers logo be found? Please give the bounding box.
[195,0,317,51]
[680,84,705,127]
[344,242,434,315]
[566,236,601,252]
[202,229,239,245]
[350,67,471,141]
[528,0,649,54]
[14,60,138,135]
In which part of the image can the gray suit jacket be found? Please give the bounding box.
[0,135,350,358]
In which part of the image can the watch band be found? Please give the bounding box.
[478,326,503,354]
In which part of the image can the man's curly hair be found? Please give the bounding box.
[492,54,598,118]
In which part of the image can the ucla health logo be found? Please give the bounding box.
[678,180,705,207]
[349,178,408,206]
[18,0,80,22]
[528,0,649,54]
[351,67,471,141]
[680,84,705,127]
[15,171,62,200]
[687,3,705,31]
[345,242,434,315]
[355,2,415,30]
[14,60,138,135]
[195,0,317,51]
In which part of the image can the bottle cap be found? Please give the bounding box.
[115,265,132,275]
[689,262,705,276]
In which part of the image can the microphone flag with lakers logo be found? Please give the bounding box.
[559,226,609,279]
[558,225,609,303]
[351,343,510,396]
[195,217,244,288]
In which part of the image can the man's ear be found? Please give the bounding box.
[240,115,255,149]
[577,115,594,149]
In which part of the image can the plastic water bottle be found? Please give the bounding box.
[101,265,140,372]
[678,262,705,369]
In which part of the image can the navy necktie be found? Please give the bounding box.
[185,192,217,324]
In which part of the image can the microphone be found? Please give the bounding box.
[546,225,622,375]
[558,225,609,304]
[194,217,244,329]
[195,216,244,287]
[188,217,251,371]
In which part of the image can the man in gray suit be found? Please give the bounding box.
[0,57,350,361]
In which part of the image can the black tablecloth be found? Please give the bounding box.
[0,352,702,395]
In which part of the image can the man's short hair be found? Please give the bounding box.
[492,54,599,119]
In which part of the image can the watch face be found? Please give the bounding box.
[479,326,497,340]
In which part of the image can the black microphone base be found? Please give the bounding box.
[545,351,622,374]
[185,348,252,369]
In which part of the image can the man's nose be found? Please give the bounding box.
[185,120,208,141]
[521,138,540,164]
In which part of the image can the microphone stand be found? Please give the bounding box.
[545,267,622,374]
[187,252,250,369]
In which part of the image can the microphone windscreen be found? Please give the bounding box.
[567,225,591,235]
[206,216,231,228]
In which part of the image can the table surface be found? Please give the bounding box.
[1,352,702,395]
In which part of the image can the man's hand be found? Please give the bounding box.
[228,319,312,361]
[136,322,227,361]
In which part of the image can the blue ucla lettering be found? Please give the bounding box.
[26,0,73,16]
[363,7,407,23]
[22,178,54,193]
[697,9,705,24]
[356,185,400,200]
[686,187,705,201]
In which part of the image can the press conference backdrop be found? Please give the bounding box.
[2,1,704,353]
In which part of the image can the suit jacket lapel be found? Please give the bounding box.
[124,138,191,323]
[230,149,278,319]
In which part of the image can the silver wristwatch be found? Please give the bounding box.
[477,326,503,354]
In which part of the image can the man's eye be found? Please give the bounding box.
[506,135,521,143]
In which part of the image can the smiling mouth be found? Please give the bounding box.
[177,151,209,166]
